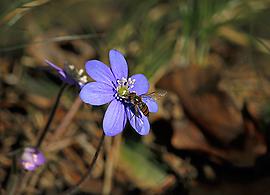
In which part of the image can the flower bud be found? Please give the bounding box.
[20,147,46,171]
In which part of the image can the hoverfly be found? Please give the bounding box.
[125,90,167,132]
[127,90,167,118]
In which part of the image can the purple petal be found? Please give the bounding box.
[35,152,46,166]
[21,148,35,163]
[85,60,116,87]
[80,82,115,106]
[109,49,128,80]
[61,75,77,85]
[126,107,150,135]
[45,59,63,72]
[21,160,37,171]
[45,60,75,85]
[130,74,149,95]
[103,100,127,136]
[142,96,158,113]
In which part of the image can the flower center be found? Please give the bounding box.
[118,86,129,97]
[115,77,135,100]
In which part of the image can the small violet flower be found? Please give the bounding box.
[45,60,88,88]
[79,49,158,136]
[20,147,46,171]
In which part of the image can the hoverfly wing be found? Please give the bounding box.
[140,90,166,113]
[135,116,144,132]
[130,109,143,129]
[143,90,167,101]
[127,106,149,134]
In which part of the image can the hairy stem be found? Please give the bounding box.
[62,132,105,195]
[35,83,67,148]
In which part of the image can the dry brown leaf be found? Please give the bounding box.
[157,66,267,166]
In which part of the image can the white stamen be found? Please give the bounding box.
[68,65,75,70]
[78,69,84,75]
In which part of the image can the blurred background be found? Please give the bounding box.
[1,0,270,194]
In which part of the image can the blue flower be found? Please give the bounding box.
[79,49,158,136]
[45,60,88,88]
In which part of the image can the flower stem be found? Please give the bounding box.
[62,132,105,195]
[35,83,67,148]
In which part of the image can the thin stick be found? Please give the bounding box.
[102,134,122,195]
[8,171,32,195]
[103,137,113,195]
[35,83,67,148]
[62,132,105,195]
[53,96,82,140]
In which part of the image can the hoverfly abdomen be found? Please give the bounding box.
[127,92,149,117]
[139,101,149,117]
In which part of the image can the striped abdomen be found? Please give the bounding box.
[139,101,149,117]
